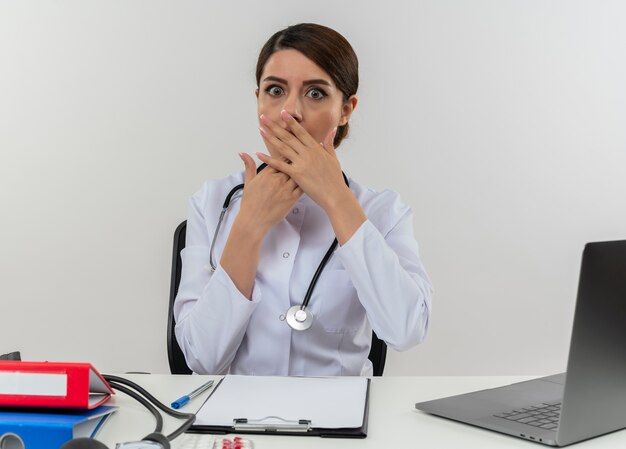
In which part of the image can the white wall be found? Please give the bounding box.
[1,0,625,375]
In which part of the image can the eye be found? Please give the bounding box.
[306,87,327,100]
[265,85,284,97]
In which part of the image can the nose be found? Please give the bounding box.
[282,93,303,123]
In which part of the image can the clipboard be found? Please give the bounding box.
[188,375,370,438]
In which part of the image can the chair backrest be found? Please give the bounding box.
[168,221,193,374]
[168,220,387,376]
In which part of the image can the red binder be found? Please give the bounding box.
[0,361,114,409]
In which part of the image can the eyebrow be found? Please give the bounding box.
[262,75,333,87]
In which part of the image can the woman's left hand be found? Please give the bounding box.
[256,110,350,212]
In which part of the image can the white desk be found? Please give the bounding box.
[98,375,626,448]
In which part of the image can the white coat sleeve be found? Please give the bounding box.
[335,204,432,352]
[173,190,262,374]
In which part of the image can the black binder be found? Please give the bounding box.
[188,376,370,438]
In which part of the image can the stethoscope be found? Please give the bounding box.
[208,163,350,331]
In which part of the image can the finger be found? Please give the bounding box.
[321,127,338,155]
[280,110,318,148]
[239,152,256,184]
[260,114,304,154]
[259,125,298,161]
[255,151,293,176]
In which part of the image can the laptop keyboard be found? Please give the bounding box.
[494,401,561,430]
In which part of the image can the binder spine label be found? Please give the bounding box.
[0,373,68,396]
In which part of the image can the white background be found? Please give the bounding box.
[1,0,625,375]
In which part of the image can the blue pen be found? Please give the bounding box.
[171,380,214,409]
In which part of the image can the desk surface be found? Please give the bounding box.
[98,375,626,448]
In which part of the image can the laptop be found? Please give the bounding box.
[416,240,626,446]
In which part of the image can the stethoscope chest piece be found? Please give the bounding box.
[285,305,314,331]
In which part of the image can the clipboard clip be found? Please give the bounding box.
[233,416,312,433]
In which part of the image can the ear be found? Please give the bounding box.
[338,95,358,126]
[255,88,259,99]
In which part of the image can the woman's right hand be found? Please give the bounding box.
[219,153,301,299]
[235,152,302,236]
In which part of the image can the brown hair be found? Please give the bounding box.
[256,23,359,147]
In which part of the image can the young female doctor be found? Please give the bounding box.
[173,23,432,376]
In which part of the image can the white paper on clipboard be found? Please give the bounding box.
[195,375,368,429]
